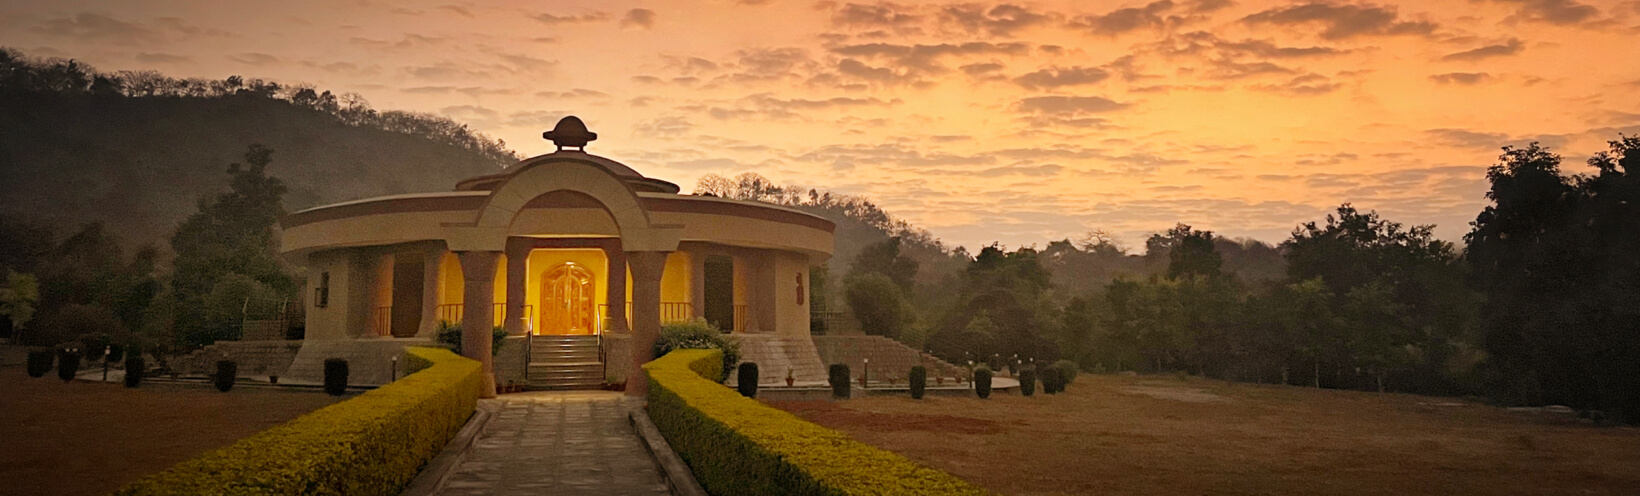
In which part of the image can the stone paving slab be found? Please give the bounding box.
[432,391,670,496]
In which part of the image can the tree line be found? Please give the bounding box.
[788,138,1639,423]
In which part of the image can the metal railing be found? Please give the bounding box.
[597,301,695,332]
[433,303,531,329]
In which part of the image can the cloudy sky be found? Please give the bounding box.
[3,0,1638,251]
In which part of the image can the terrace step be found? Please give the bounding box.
[525,334,604,390]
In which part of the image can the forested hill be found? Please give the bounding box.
[0,48,511,246]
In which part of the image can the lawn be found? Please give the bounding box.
[0,365,344,496]
[769,373,1640,496]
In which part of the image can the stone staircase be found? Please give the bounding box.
[527,335,604,390]
[727,334,828,385]
[813,335,967,381]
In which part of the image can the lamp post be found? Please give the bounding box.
[862,358,869,389]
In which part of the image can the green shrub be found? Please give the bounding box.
[435,321,507,357]
[654,319,739,382]
[1042,366,1062,394]
[828,363,851,399]
[643,349,989,496]
[1019,366,1037,396]
[325,358,349,396]
[974,366,993,399]
[214,360,237,392]
[26,348,53,377]
[56,344,81,381]
[909,365,927,399]
[737,362,759,398]
[1054,360,1079,384]
[113,347,482,496]
[124,357,145,388]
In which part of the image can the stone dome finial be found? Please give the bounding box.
[543,116,597,151]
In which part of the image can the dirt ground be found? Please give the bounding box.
[769,374,1640,496]
[0,366,344,496]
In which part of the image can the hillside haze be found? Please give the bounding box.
[0,91,504,245]
[0,51,511,246]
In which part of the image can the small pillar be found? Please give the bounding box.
[505,239,530,336]
[604,247,630,333]
[689,248,706,320]
[417,246,445,338]
[626,250,670,397]
[458,250,500,398]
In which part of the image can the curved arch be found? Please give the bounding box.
[474,159,652,234]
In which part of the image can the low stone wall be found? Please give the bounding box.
[283,338,433,385]
[812,335,966,380]
[494,335,528,389]
[172,340,304,377]
[603,333,632,384]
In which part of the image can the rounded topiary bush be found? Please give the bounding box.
[974,366,993,399]
[214,360,237,392]
[1042,366,1062,394]
[737,362,759,398]
[124,357,145,388]
[56,345,82,382]
[1019,366,1037,396]
[26,348,53,378]
[909,365,927,399]
[324,358,349,396]
[1054,360,1079,385]
[828,363,850,399]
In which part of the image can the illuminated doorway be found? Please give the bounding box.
[539,262,598,335]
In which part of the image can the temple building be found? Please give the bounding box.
[275,116,834,396]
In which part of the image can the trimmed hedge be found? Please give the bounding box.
[26,348,53,377]
[112,347,483,496]
[1019,367,1037,397]
[736,362,759,398]
[644,349,990,496]
[828,363,850,399]
[974,366,993,399]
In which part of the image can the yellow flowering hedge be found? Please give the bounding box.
[644,349,990,496]
[113,347,483,496]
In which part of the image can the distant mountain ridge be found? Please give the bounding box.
[0,48,512,247]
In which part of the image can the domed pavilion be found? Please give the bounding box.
[277,116,834,396]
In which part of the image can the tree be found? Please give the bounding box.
[843,273,911,340]
[1468,138,1640,421]
[850,237,919,292]
[1162,224,1224,280]
[169,145,298,347]
[0,270,39,341]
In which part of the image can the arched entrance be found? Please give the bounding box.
[538,262,597,335]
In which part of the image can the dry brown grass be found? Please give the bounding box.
[0,367,342,496]
[769,373,1640,496]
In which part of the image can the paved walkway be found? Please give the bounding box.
[433,391,671,496]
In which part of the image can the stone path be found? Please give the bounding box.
[433,391,672,496]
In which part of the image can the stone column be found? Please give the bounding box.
[603,247,630,334]
[417,246,445,338]
[505,239,530,336]
[689,248,706,320]
[626,250,670,398]
[458,250,500,398]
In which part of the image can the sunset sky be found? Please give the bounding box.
[3,0,1638,251]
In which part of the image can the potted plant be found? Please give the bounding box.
[785,368,795,387]
[936,376,945,386]
[269,374,279,385]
